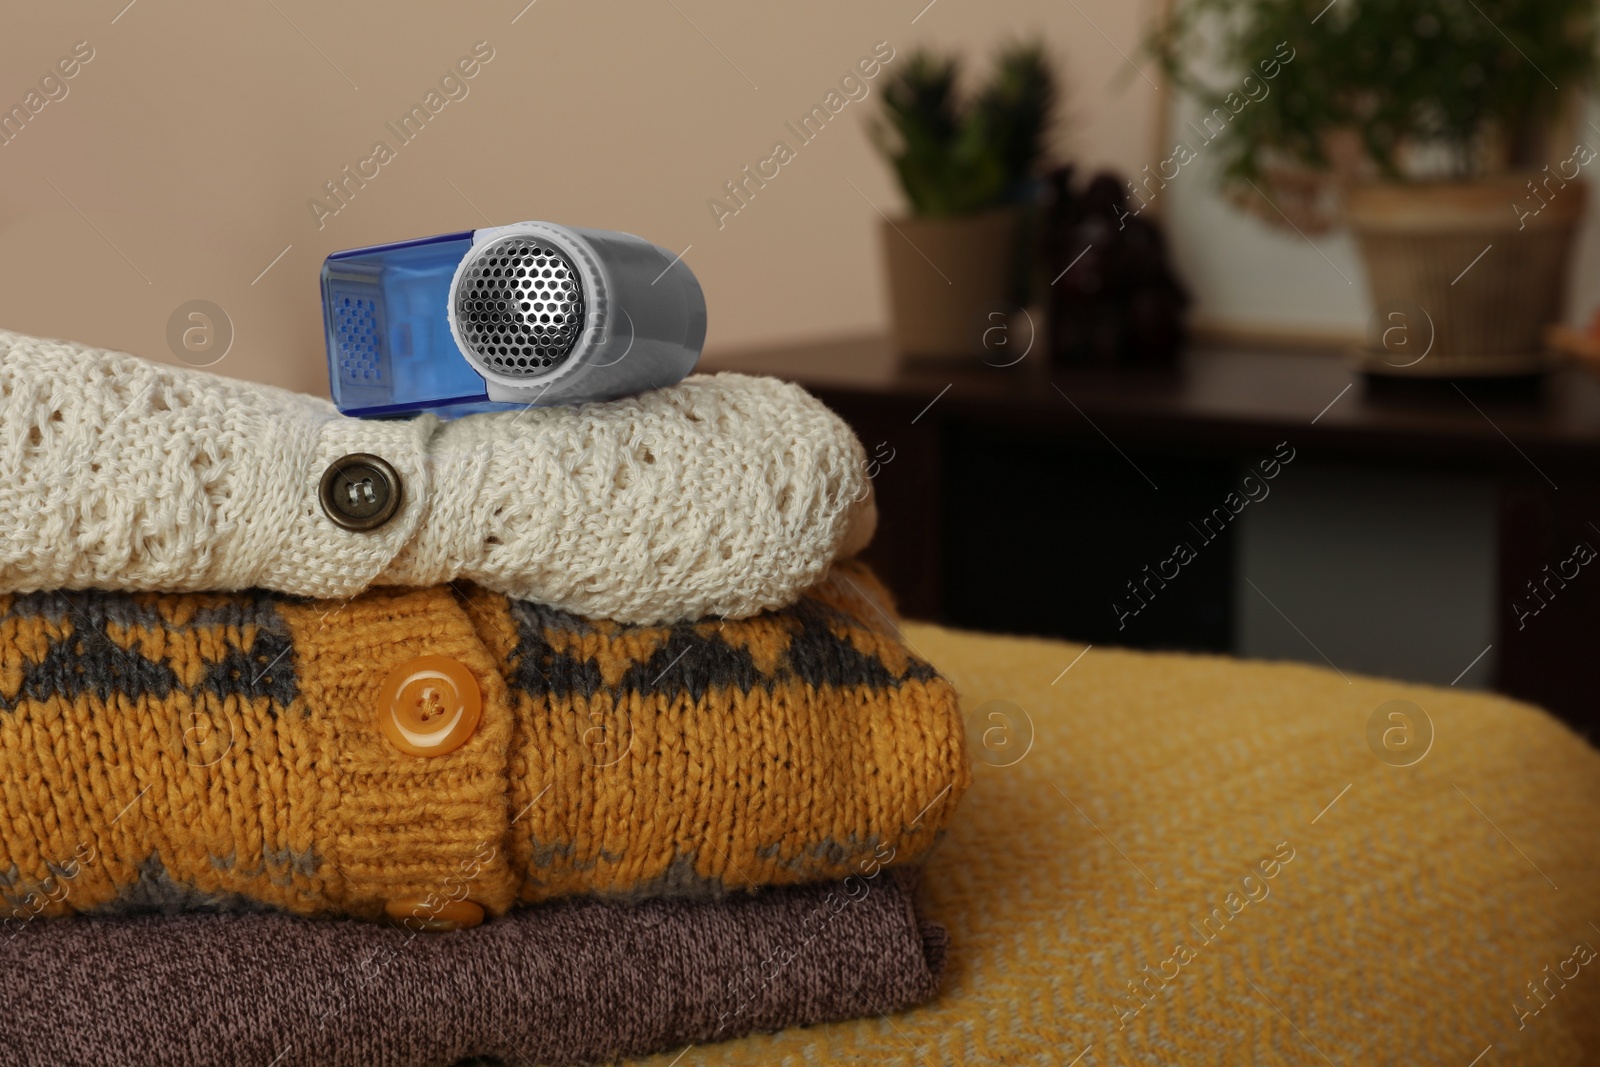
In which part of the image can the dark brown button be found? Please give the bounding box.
[319,453,402,531]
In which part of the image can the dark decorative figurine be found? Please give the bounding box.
[1043,166,1190,368]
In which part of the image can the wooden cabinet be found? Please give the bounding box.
[704,336,1600,734]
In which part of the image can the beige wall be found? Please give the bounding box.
[0,0,1160,395]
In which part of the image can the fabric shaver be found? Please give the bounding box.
[321,222,706,417]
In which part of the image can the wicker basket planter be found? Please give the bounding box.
[1345,176,1585,377]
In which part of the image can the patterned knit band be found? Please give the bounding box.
[0,563,969,921]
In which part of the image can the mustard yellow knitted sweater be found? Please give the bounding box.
[0,563,967,922]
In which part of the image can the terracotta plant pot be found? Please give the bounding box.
[1345,175,1585,377]
[880,208,1020,360]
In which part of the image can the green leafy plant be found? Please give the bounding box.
[872,42,1058,217]
[1147,0,1600,184]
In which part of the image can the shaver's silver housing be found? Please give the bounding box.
[447,221,706,405]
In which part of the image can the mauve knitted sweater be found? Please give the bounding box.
[2,869,946,1067]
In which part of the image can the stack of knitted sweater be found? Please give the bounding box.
[0,329,970,1066]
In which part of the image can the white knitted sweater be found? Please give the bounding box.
[0,329,874,624]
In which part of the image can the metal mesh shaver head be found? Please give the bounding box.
[324,221,705,416]
[452,235,585,377]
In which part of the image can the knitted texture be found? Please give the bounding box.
[0,328,874,624]
[2,869,946,1067]
[0,586,519,920]
[0,563,967,920]
[623,626,1600,1067]
[461,562,965,904]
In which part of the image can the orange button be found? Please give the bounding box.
[377,655,482,757]
[384,896,485,932]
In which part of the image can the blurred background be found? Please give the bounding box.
[4,0,1600,733]
[0,0,1163,390]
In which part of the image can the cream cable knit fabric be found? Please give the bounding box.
[0,329,873,623]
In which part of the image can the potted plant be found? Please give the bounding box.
[1149,0,1600,376]
[871,43,1057,360]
